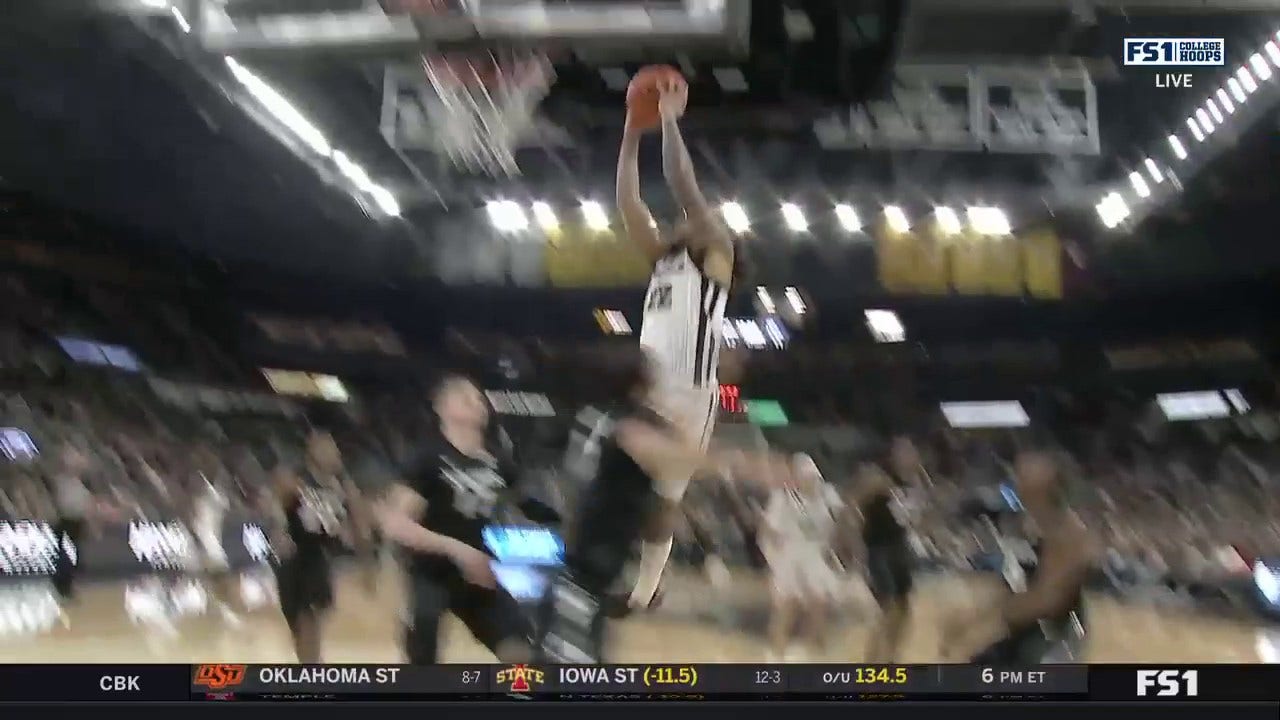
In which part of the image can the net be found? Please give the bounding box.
[421,49,555,176]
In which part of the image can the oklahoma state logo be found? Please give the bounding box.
[496,664,544,692]
[193,664,247,690]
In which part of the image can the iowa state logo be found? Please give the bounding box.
[496,664,544,692]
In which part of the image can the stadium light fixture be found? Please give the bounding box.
[834,204,861,232]
[369,187,400,217]
[1195,108,1214,135]
[755,286,776,314]
[966,206,1011,236]
[865,310,906,344]
[1249,53,1272,81]
[225,57,402,219]
[1186,117,1205,142]
[1265,41,1280,68]
[784,287,807,316]
[934,206,961,235]
[1129,171,1151,199]
[332,151,374,193]
[720,202,750,233]
[530,201,558,230]
[487,200,528,232]
[1205,99,1224,125]
[1228,77,1247,103]
[170,5,191,32]
[780,203,809,232]
[225,57,331,158]
[1237,66,1259,93]
[1168,134,1188,159]
[1213,89,1233,114]
[1144,158,1165,184]
[580,201,610,230]
[1096,192,1130,229]
[884,205,910,233]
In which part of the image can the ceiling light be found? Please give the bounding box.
[1216,88,1235,114]
[1186,117,1205,142]
[1129,171,1151,198]
[884,205,910,233]
[934,206,961,235]
[369,186,400,217]
[780,202,809,232]
[1237,66,1259,93]
[580,200,610,231]
[1228,77,1248,103]
[865,309,905,344]
[530,201,558,230]
[1195,108,1214,134]
[1168,134,1188,159]
[486,200,528,232]
[720,202,750,233]
[332,151,374,193]
[1096,192,1130,229]
[225,57,331,158]
[170,6,191,32]
[1205,99,1224,124]
[1249,53,1272,81]
[755,286,776,314]
[1266,41,1280,68]
[784,286,807,315]
[834,204,861,232]
[966,206,1011,236]
[1144,157,1164,183]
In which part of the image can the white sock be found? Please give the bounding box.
[629,538,673,608]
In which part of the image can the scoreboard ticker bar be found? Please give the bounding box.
[0,664,1275,702]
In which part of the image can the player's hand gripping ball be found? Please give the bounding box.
[626,65,687,131]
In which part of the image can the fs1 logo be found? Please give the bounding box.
[1136,669,1199,697]
[1124,38,1224,66]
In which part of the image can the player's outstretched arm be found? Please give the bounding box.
[617,124,665,263]
[658,83,735,285]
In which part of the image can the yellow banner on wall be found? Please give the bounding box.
[875,225,1063,298]
[543,224,652,288]
[1021,228,1063,300]
[876,225,948,295]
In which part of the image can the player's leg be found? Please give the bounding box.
[402,574,450,663]
[864,544,912,662]
[452,582,533,663]
[627,495,681,609]
[798,552,838,653]
[535,570,608,663]
[275,558,330,662]
[629,386,717,608]
[767,552,802,660]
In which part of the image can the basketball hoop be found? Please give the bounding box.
[421,49,555,177]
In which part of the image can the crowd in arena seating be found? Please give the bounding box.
[1,262,1278,612]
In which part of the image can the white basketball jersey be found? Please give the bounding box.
[767,485,840,545]
[639,248,728,388]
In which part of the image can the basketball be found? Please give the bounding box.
[626,65,686,130]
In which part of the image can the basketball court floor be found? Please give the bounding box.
[2,565,1275,665]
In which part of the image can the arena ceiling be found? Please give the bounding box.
[2,1,1280,283]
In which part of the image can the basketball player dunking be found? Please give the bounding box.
[535,348,781,663]
[617,77,746,611]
